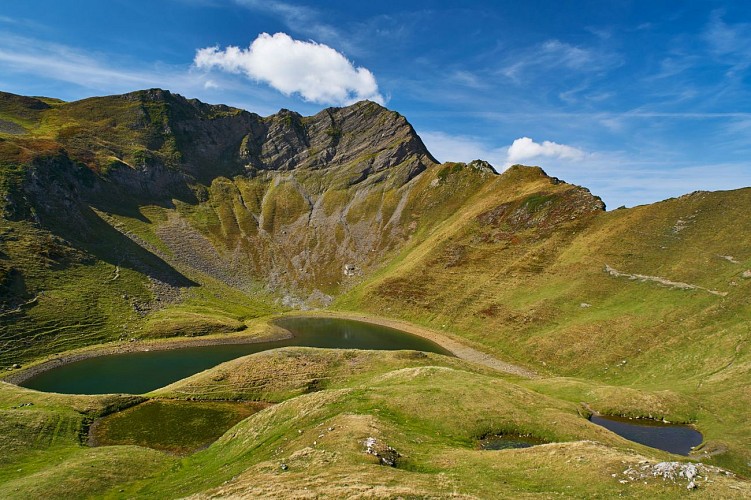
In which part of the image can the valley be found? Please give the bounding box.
[0,89,749,498]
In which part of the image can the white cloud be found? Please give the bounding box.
[506,137,586,163]
[194,32,383,106]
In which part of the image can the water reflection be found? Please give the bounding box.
[590,415,702,455]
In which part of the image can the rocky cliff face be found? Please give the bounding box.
[0,89,444,311]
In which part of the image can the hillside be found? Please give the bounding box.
[0,89,750,497]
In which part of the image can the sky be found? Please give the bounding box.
[1,0,751,208]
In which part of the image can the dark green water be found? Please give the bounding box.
[590,415,703,455]
[478,434,548,450]
[20,317,451,395]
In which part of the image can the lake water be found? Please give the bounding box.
[590,415,703,455]
[19,317,451,395]
[478,434,548,450]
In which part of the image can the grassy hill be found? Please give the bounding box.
[0,89,750,497]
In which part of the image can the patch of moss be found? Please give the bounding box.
[90,399,267,455]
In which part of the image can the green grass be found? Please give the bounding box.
[122,354,750,498]
[2,88,751,496]
[2,345,750,498]
[332,169,751,476]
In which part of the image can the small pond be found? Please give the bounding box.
[590,415,703,456]
[19,317,451,395]
[478,434,548,450]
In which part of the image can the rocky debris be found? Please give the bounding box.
[718,255,740,264]
[742,270,751,279]
[280,294,309,310]
[11,363,21,369]
[476,184,605,235]
[0,119,26,135]
[672,219,689,233]
[467,159,497,174]
[280,463,288,471]
[155,216,252,292]
[619,461,733,490]
[364,437,401,467]
[307,289,333,307]
[580,303,592,308]
[604,264,728,297]
[12,402,34,408]
[343,264,357,276]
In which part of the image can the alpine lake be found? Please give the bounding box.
[17,317,703,457]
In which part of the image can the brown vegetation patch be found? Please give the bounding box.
[375,276,431,307]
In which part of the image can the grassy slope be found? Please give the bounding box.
[336,168,751,472]
[1,90,750,496]
[0,382,171,499]
[86,351,751,497]
[1,348,749,498]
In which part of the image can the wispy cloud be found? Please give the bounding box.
[502,39,620,82]
[233,0,344,48]
[0,34,160,89]
[702,10,751,76]
[194,32,383,105]
[0,15,45,30]
[0,32,290,115]
[231,0,421,59]
[448,70,488,89]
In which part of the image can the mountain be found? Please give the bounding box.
[0,89,750,497]
[0,89,451,359]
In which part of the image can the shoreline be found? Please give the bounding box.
[3,311,537,386]
[2,325,293,385]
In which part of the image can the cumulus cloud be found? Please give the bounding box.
[194,32,383,106]
[506,137,586,164]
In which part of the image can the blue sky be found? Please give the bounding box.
[1,0,750,208]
